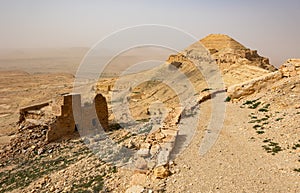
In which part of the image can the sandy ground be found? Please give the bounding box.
[166,100,300,192]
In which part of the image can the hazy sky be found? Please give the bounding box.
[0,0,299,65]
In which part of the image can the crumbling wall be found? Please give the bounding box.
[51,95,64,116]
[19,102,50,123]
[46,94,81,142]
[18,92,109,142]
[95,94,109,131]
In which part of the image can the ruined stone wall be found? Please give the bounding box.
[18,92,109,142]
[46,94,81,142]
[95,94,109,132]
[19,102,50,123]
[51,96,64,116]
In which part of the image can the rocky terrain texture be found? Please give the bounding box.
[200,34,276,72]
[0,34,299,192]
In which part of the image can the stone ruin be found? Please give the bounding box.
[19,93,109,142]
[0,92,109,162]
[167,54,187,68]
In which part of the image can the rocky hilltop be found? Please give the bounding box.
[166,34,277,87]
[200,34,277,72]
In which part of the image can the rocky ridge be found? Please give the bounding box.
[200,34,276,72]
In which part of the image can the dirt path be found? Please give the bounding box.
[166,101,299,192]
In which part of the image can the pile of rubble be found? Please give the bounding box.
[1,121,49,160]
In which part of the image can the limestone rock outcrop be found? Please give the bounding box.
[227,58,300,99]
[227,71,282,99]
[167,54,193,68]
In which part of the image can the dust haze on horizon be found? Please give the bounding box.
[0,0,300,67]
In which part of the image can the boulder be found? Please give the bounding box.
[227,71,282,99]
[153,165,171,179]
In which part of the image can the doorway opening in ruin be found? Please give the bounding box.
[75,124,79,132]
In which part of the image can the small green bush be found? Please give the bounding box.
[224,96,231,102]
[294,168,300,172]
[262,141,282,154]
[275,118,283,121]
[258,108,268,112]
[253,125,262,129]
